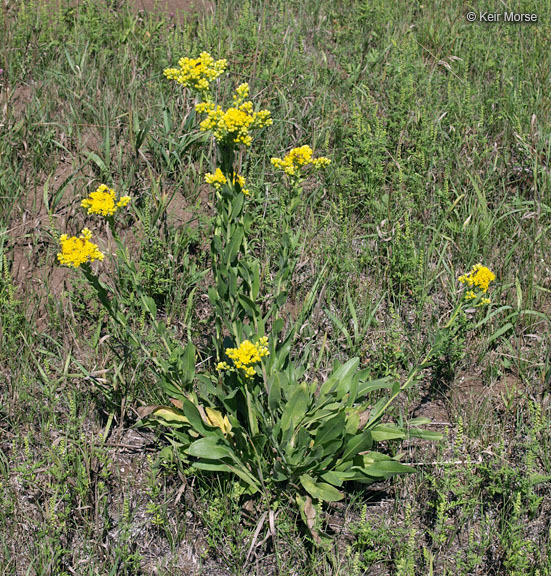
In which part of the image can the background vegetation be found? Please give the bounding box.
[0,0,550,574]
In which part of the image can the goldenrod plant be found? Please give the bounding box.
[3,2,549,570]
[56,53,504,540]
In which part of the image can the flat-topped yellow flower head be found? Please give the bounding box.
[458,264,496,293]
[81,185,130,217]
[164,52,227,96]
[57,228,104,268]
[232,173,250,195]
[218,337,269,379]
[459,264,495,306]
[233,83,250,105]
[205,168,227,190]
[205,169,250,195]
[271,145,331,176]
[195,84,272,147]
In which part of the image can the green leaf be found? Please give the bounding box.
[324,308,352,349]
[211,235,223,258]
[290,427,312,453]
[225,227,244,265]
[228,266,238,294]
[251,261,260,300]
[245,388,259,436]
[243,212,253,233]
[230,192,244,218]
[186,437,233,460]
[81,267,115,317]
[208,286,218,305]
[238,293,260,318]
[290,195,301,213]
[141,295,157,318]
[341,429,373,461]
[370,425,406,442]
[159,375,185,399]
[268,373,282,413]
[280,382,310,434]
[224,463,261,493]
[286,446,308,466]
[472,305,512,330]
[319,358,359,397]
[320,470,344,487]
[315,412,346,447]
[135,117,153,152]
[337,468,370,481]
[357,377,394,396]
[299,474,344,502]
[345,409,360,435]
[192,461,231,472]
[363,459,415,477]
[487,322,513,346]
[348,372,359,405]
[181,398,210,436]
[407,417,431,426]
[364,397,388,428]
[271,331,293,371]
[319,438,345,461]
[271,318,284,338]
[87,151,107,174]
[182,342,196,383]
[407,428,443,441]
[272,461,287,482]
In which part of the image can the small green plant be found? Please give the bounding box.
[348,503,389,570]
[501,491,535,575]
[395,504,417,576]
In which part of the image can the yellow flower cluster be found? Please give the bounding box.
[232,173,250,195]
[217,337,269,379]
[459,264,495,305]
[232,82,250,105]
[271,145,331,176]
[205,168,227,189]
[81,184,131,217]
[163,52,227,95]
[459,264,495,293]
[204,170,250,195]
[196,84,272,147]
[57,229,104,268]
